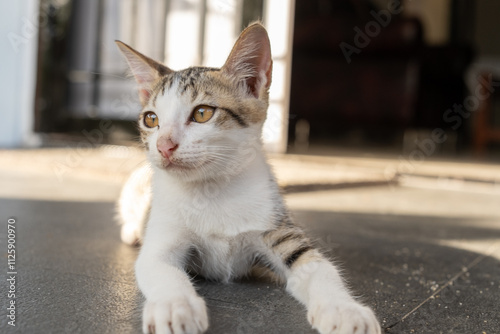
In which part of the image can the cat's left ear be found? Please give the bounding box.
[222,22,272,99]
[115,41,173,105]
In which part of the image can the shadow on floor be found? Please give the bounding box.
[0,198,499,333]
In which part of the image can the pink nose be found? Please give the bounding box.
[157,137,178,159]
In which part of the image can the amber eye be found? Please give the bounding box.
[192,105,215,123]
[143,111,158,128]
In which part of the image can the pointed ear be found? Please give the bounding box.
[222,22,273,98]
[115,41,173,105]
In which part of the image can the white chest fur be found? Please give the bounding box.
[147,154,278,280]
[152,154,276,236]
[189,233,256,281]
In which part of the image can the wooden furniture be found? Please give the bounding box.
[474,72,500,156]
[289,0,423,143]
[288,0,473,149]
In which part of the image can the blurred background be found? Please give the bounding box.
[2,3,500,333]
[2,0,500,159]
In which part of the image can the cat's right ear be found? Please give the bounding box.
[222,22,272,99]
[115,41,173,105]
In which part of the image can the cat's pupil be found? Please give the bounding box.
[192,106,214,123]
[144,111,158,128]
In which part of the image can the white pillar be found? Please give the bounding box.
[0,0,39,147]
[263,0,295,153]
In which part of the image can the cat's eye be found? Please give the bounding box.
[192,105,215,123]
[143,111,158,128]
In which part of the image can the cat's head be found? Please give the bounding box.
[116,22,272,182]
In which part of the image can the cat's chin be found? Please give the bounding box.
[159,161,193,171]
[155,159,212,181]
[158,163,194,179]
[159,158,206,170]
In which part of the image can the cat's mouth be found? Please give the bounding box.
[160,159,186,170]
[159,156,209,171]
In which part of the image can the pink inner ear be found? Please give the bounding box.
[139,89,151,103]
[115,41,172,105]
[247,53,272,98]
[134,70,157,104]
[222,23,273,98]
[131,66,162,105]
[133,71,157,105]
[246,77,258,97]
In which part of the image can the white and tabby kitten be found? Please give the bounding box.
[116,23,381,334]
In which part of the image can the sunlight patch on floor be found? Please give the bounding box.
[285,186,500,220]
[437,239,500,262]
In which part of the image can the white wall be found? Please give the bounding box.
[0,0,294,152]
[404,0,451,45]
[0,0,39,148]
[263,0,295,153]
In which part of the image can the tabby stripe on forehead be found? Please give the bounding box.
[285,245,312,267]
[271,231,303,248]
[219,107,248,127]
[160,75,174,96]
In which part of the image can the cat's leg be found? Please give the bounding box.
[136,222,208,334]
[260,226,381,334]
[116,164,152,246]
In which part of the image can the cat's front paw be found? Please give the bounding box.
[142,294,208,334]
[121,222,142,246]
[308,300,381,334]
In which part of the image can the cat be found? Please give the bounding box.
[115,22,381,334]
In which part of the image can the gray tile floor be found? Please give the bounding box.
[1,151,500,334]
